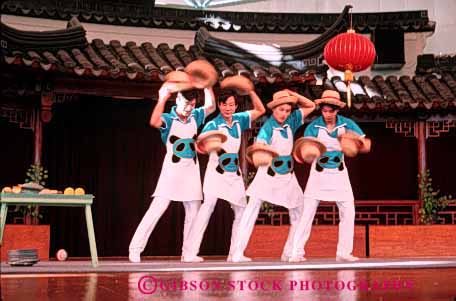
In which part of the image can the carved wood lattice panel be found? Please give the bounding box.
[426,120,456,138]
[255,201,430,226]
[385,120,417,138]
[0,104,35,130]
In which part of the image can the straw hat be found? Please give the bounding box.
[164,71,193,92]
[220,75,254,96]
[185,60,218,89]
[293,137,327,164]
[196,130,227,154]
[338,131,366,157]
[246,143,279,167]
[315,90,346,108]
[266,90,298,109]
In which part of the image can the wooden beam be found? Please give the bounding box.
[54,78,161,99]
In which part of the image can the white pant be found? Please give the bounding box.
[290,197,355,257]
[129,196,201,255]
[182,195,245,257]
[232,197,303,259]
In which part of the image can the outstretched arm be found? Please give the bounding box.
[202,87,216,116]
[150,84,172,128]
[345,117,371,153]
[247,90,266,122]
[287,89,316,118]
[359,136,372,153]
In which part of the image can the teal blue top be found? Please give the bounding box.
[159,106,205,143]
[304,115,364,139]
[257,109,303,144]
[201,112,251,138]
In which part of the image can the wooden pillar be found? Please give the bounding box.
[416,120,428,225]
[29,92,53,224]
[32,107,43,165]
[416,121,427,201]
[34,91,53,164]
[33,92,52,165]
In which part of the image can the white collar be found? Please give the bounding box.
[315,123,346,134]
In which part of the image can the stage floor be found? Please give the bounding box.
[2,258,456,300]
[1,257,456,273]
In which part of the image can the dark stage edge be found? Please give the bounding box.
[1,258,456,274]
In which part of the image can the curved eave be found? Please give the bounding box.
[0,17,88,51]
[1,1,435,34]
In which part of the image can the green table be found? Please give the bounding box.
[0,193,98,267]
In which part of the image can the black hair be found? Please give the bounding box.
[319,103,340,111]
[218,89,239,105]
[180,89,199,101]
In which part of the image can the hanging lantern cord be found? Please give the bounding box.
[347,7,353,108]
[349,7,353,29]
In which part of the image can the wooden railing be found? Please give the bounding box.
[256,200,456,226]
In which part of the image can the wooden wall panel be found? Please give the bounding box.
[245,225,366,259]
[369,225,456,257]
[1,225,50,261]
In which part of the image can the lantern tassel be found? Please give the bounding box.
[344,70,353,108]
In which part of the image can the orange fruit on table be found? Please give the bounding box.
[2,187,12,193]
[64,187,75,195]
[74,188,85,195]
[12,186,22,194]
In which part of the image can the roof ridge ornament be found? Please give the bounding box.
[194,6,352,75]
[1,1,435,33]
[0,17,88,51]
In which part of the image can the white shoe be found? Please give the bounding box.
[230,254,252,263]
[280,254,289,262]
[181,255,204,263]
[336,254,359,262]
[288,255,306,262]
[129,250,141,263]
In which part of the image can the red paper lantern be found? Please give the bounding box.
[324,29,376,107]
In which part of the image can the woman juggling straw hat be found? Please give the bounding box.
[181,75,267,263]
[288,89,371,263]
[230,88,316,263]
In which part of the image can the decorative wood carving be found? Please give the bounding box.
[0,103,35,130]
[386,119,456,139]
[436,202,456,225]
[52,93,79,104]
[41,92,53,123]
[385,120,417,138]
[256,200,456,225]
[426,120,456,138]
[256,200,425,226]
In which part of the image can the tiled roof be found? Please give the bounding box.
[1,18,325,83]
[317,75,456,112]
[417,54,456,75]
[1,1,435,34]
[1,20,455,114]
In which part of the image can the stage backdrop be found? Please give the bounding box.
[0,119,34,189]
[1,96,454,257]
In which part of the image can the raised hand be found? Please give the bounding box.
[158,83,173,102]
